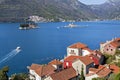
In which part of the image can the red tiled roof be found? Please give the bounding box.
[64,55,94,65]
[29,63,42,70]
[50,67,77,80]
[64,55,81,62]
[68,42,87,49]
[110,64,120,74]
[49,59,63,65]
[110,38,120,47]
[78,55,94,65]
[87,65,112,78]
[29,64,56,77]
[96,66,111,77]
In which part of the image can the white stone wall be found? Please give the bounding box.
[29,69,41,80]
[85,74,98,80]
[67,48,81,56]
[35,73,41,80]
[72,60,86,76]
[82,50,91,56]
[100,43,106,53]
[29,70,36,80]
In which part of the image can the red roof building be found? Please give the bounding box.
[45,67,77,80]
[67,42,92,56]
[100,38,120,55]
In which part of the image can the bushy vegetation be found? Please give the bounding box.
[10,73,29,80]
[0,66,29,80]
[92,77,106,80]
[108,73,120,80]
[104,54,115,64]
[0,66,9,80]
[80,65,85,80]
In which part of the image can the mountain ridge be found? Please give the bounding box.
[0,0,120,22]
[0,0,97,22]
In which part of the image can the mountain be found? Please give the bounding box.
[90,0,120,20]
[0,0,97,22]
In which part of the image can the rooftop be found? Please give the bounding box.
[110,38,120,47]
[49,59,63,65]
[68,42,88,49]
[78,55,94,65]
[64,55,81,62]
[29,63,56,77]
[87,65,112,78]
[50,67,77,80]
[109,64,120,74]
[64,55,94,65]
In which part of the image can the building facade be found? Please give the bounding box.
[100,38,120,55]
[67,42,92,56]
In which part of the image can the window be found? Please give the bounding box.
[106,49,109,51]
[111,49,113,51]
[71,50,74,52]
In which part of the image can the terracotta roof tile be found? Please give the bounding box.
[110,38,120,47]
[96,66,111,77]
[29,63,42,70]
[110,64,120,74]
[29,64,56,77]
[49,59,63,65]
[68,42,87,49]
[78,55,94,65]
[64,55,81,62]
[87,65,112,78]
[50,67,77,80]
[64,55,94,65]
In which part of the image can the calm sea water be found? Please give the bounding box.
[0,20,120,75]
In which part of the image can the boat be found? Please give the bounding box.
[68,23,76,28]
[15,46,21,52]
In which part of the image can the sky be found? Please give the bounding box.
[79,0,108,5]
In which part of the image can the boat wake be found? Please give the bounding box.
[0,48,21,65]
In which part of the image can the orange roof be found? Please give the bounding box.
[29,63,41,70]
[110,64,120,74]
[68,42,87,49]
[87,65,111,78]
[29,64,56,77]
[110,38,120,47]
[78,55,94,65]
[49,59,63,65]
[96,66,111,77]
[64,55,81,62]
[64,55,94,65]
[50,67,77,80]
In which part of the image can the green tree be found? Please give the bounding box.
[0,66,9,80]
[108,73,117,80]
[92,77,106,80]
[114,73,120,80]
[115,49,120,55]
[10,73,29,80]
[104,54,115,64]
[80,65,85,80]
